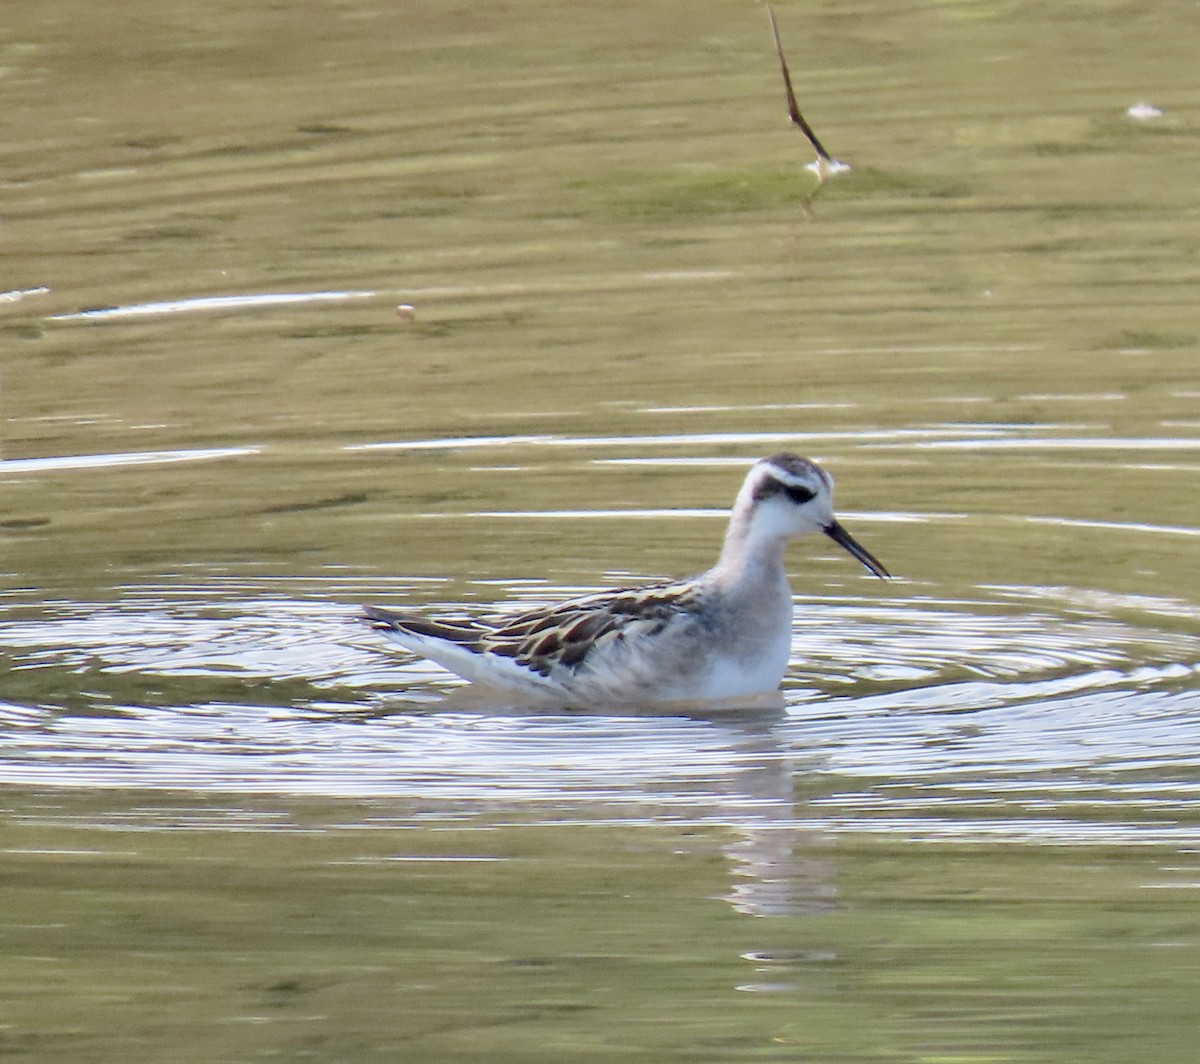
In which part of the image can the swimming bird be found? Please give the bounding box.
[766,4,850,183]
[364,453,890,706]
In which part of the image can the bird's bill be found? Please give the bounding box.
[823,520,891,579]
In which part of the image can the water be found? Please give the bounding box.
[3,0,1200,1060]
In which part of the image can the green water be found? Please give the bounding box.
[4,791,1199,1063]
[3,0,1200,1060]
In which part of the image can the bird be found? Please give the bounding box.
[766,4,850,184]
[363,454,891,708]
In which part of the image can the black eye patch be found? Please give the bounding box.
[752,475,817,505]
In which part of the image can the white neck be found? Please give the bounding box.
[713,496,791,589]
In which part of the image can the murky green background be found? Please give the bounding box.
[3,0,1199,1060]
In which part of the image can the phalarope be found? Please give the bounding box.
[766,4,850,184]
[364,453,890,706]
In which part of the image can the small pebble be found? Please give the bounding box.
[396,303,415,321]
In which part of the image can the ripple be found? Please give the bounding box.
[344,427,1019,453]
[1,576,1198,842]
[1022,515,1200,538]
[6,576,1198,706]
[4,592,382,692]
[787,591,1200,688]
[0,447,259,474]
[49,290,377,321]
[874,436,1200,451]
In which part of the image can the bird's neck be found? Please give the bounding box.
[714,507,790,592]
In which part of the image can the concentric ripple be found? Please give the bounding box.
[2,573,1198,851]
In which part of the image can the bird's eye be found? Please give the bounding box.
[784,484,815,505]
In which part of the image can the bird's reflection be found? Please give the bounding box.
[714,717,838,918]
[436,691,839,919]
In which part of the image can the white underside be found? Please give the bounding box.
[376,615,792,708]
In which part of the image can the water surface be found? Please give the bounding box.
[3,0,1200,1060]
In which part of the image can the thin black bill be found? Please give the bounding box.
[823,519,891,579]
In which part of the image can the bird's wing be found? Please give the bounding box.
[482,582,702,676]
[363,604,553,692]
[365,581,702,681]
[364,605,487,646]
